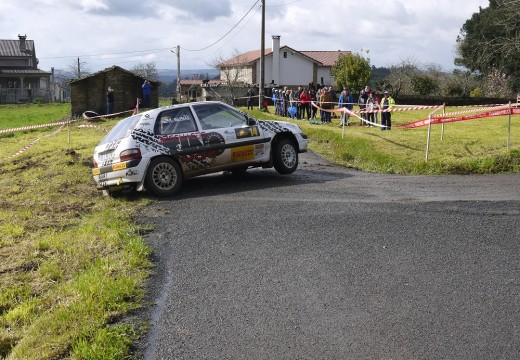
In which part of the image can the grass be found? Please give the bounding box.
[0,100,519,359]
[0,104,152,359]
[247,104,520,174]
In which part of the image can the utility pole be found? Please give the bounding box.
[77,57,81,78]
[171,46,181,102]
[176,45,181,102]
[259,0,265,109]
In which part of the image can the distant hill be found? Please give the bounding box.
[157,68,220,83]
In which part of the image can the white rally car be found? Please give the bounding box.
[92,101,308,197]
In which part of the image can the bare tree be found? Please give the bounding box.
[131,62,159,81]
[383,58,420,97]
[67,57,91,79]
[207,49,249,105]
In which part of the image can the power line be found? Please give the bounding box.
[39,0,263,64]
[180,0,260,52]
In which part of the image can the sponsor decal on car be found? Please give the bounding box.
[235,126,260,139]
[231,145,255,162]
[112,163,127,171]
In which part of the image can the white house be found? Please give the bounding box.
[219,35,350,88]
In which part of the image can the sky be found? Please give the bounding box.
[1,0,490,73]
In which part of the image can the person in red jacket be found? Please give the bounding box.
[299,88,312,120]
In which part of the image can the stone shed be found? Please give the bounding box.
[70,65,160,116]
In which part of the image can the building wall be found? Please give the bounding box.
[316,67,335,87]
[261,52,315,88]
[71,67,159,116]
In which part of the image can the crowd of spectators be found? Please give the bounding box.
[261,85,395,129]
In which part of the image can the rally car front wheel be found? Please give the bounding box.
[145,157,183,197]
[273,138,298,174]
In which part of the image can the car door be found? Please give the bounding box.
[191,103,270,171]
[153,107,208,174]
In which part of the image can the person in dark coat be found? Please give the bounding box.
[106,87,115,115]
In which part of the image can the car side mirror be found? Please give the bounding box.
[246,118,257,126]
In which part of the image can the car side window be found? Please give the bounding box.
[155,108,197,135]
[193,103,245,130]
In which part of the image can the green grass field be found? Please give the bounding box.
[0,101,518,359]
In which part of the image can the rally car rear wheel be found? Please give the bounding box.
[273,138,298,174]
[145,157,183,197]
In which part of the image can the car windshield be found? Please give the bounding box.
[98,114,141,145]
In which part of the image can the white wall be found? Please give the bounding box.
[260,51,315,87]
[316,67,335,87]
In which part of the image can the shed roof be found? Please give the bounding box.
[69,65,161,85]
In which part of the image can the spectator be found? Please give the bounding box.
[365,92,376,126]
[309,88,318,121]
[358,89,367,126]
[142,80,153,108]
[319,88,332,123]
[294,86,302,119]
[380,91,396,130]
[246,88,254,110]
[106,87,114,115]
[329,87,337,118]
[299,88,312,120]
[338,88,353,126]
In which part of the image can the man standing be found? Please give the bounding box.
[142,80,152,108]
[246,88,254,110]
[106,87,114,115]
[380,91,395,130]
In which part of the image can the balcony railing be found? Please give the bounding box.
[0,88,51,104]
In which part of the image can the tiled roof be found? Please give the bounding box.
[0,39,35,57]
[301,51,351,67]
[220,47,350,67]
[220,49,272,66]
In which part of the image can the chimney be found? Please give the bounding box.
[18,34,27,52]
[271,35,281,86]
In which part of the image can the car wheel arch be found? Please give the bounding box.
[144,155,184,197]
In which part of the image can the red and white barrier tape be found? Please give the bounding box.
[6,123,66,159]
[397,107,520,129]
[0,120,73,134]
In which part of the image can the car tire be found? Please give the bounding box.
[273,138,298,174]
[145,157,183,197]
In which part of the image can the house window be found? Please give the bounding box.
[283,51,287,59]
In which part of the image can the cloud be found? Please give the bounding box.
[168,0,233,22]
[77,0,157,17]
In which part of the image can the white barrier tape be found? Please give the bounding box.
[0,120,74,134]
[83,109,134,120]
[310,101,386,128]
[77,124,108,132]
[6,123,66,159]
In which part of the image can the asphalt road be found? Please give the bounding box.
[135,151,520,360]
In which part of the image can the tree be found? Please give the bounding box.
[455,0,520,94]
[381,58,419,97]
[67,58,90,79]
[208,49,248,105]
[330,53,371,93]
[410,73,439,95]
[131,62,159,81]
